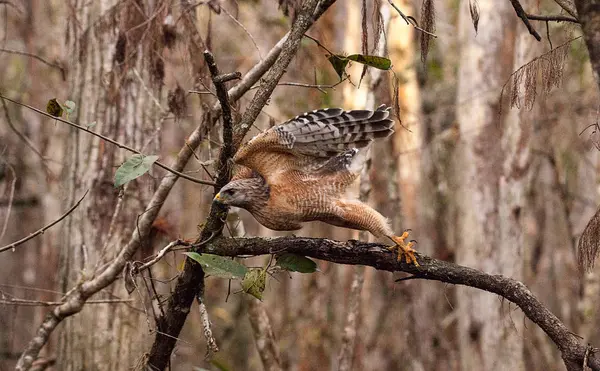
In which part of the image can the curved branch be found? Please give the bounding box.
[205,236,600,371]
[0,190,88,254]
[554,0,577,18]
[145,0,338,369]
[509,0,542,41]
[0,96,216,187]
[525,13,578,23]
[14,18,295,370]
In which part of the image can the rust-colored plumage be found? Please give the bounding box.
[215,105,418,264]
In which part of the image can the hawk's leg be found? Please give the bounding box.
[327,200,419,266]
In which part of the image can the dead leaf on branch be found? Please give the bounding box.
[501,37,578,112]
[469,0,480,33]
[420,0,435,62]
[578,206,600,272]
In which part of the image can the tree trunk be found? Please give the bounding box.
[56,0,165,369]
[574,0,600,92]
[454,0,524,369]
[0,1,63,369]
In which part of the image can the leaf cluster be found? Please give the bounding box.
[184,252,317,300]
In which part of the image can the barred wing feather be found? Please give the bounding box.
[233,105,394,179]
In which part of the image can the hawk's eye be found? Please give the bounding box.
[223,189,235,196]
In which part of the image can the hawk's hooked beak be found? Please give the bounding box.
[213,192,223,203]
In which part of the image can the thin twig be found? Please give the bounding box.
[0,298,133,306]
[0,97,50,163]
[0,157,15,244]
[221,6,263,60]
[0,47,66,79]
[546,21,553,49]
[93,182,129,273]
[0,190,88,254]
[394,275,421,282]
[387,0,438,37]
[526,13,578,23]
[133,68,167,114]
[304,34,337,55]
[197,295,219,358]
[204,50,236,188]
[134,239,191,273]
[250,79,346,94]
[188,90,214,95]
[0,95,216,186]
[509,0,542,41]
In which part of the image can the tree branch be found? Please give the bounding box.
[0,47,66,80]
[145,1,337,369]
[574,0,600,94]
[14,19,293,370]
[0,95,216,187]
[146,49,237,370]
[247,298,282,371]
[232,0,337,147]
[554,0,577,18]
[204,236,600,371]
[0,190,88,254]
[525,13,578,23]
[508,0,542,41]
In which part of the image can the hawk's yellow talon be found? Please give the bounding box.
[388,232,419,266]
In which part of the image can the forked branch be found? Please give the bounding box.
[14,17,298,370]
[144,0,338,369]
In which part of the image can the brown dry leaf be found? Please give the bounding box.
[372,0,384,54]
[469,0,480,33]
[578,206,600,272]
[501,37,577,112]
[420,0,435,63]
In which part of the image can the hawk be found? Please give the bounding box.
[214,105,418,265]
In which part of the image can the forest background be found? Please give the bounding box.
[1,0,600,370]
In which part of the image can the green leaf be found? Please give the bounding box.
[86,121,97,129]
[113,154,159,187]
[346,54,392,70]
[327,54,350,80]
[184,252,248,279]
[241,268,267,300]
[276,253,317,273]
[64,100,76,114]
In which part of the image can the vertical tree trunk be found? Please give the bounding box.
[0,1,64,368]
[454,0,524,370]
[387,2,438,369]
[574,0,600,92]
[388,0,422,225]
[56,0,165,369]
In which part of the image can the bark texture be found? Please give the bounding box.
[56,0,164,369]
[574,0,600,91]
[455,0,523,369]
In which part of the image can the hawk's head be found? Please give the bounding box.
[213,177,269,210]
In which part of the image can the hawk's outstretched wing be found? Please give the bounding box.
[233,105,394,182]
